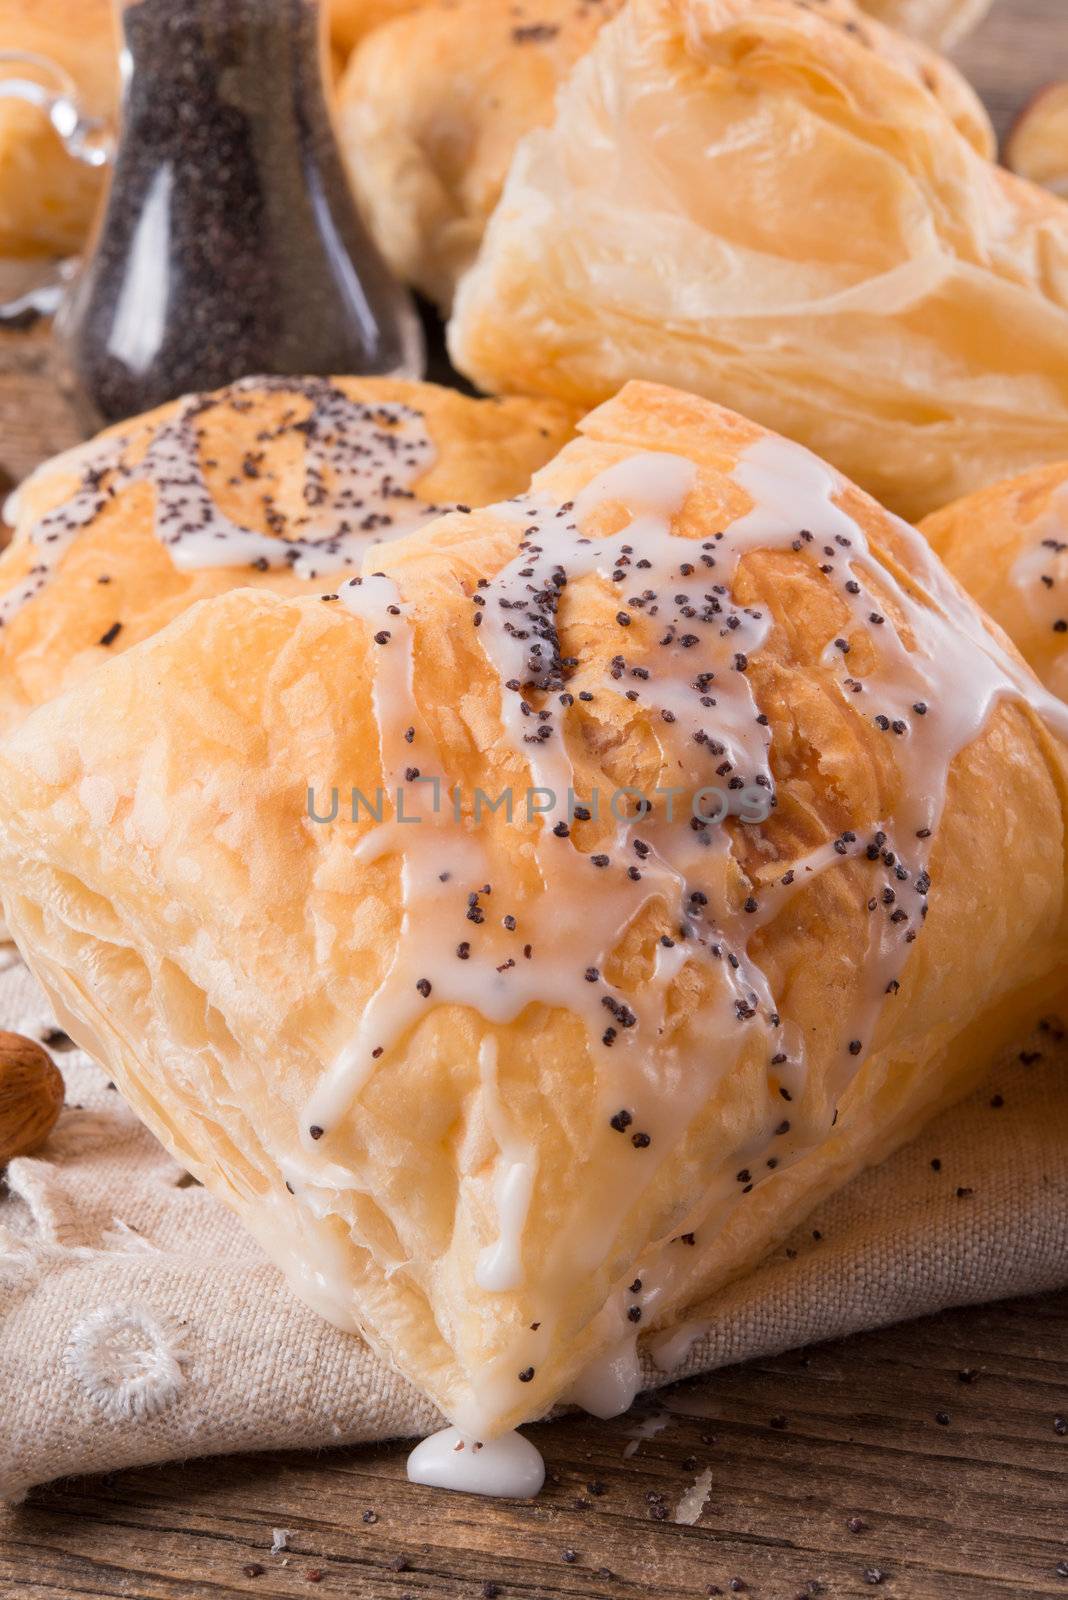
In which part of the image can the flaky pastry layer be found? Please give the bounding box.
[1,381,1066,1439]
[338,0,993,308]
[449,0,1067,520]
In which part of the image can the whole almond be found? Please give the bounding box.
[0,1030,64,1165]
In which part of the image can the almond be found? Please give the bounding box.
[0,1031,64,1165]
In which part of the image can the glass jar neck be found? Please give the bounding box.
[113,0,329,107]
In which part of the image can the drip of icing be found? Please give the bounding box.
[474,1036,537,1293]
[564,1328,643,1420]
[406,1426,545,1497]
[0,375,441,625]
[300,430,1068,1437]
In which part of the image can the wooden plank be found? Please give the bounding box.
[1,1290,1066,1600]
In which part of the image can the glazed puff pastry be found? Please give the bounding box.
[337,0,992,309]
[2,379,1067,1442]
[0,376,574,738]
[921,463,1068,702]
[450,0,1068,522]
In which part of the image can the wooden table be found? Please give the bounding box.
[1,1291,1065,1600]
[1,3,1067,1596]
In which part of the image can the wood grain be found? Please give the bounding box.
[953,0,1068,138]
[1,3,1067,1596]
[2,1292,1066,1600]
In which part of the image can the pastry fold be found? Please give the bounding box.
[1,380,1066,1440]
[338,0,993,309]
[0,376,574,739]
[449,0,1068,521]
[921,461,1068,701]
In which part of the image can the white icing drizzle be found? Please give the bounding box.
[298,429,1068,1445]
[406,1426,545,1497]
[0,375,441,625]
[563,1327,644,1420]
[474,1036,537,1294]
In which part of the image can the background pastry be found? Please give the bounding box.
[1005,83,1068,199]
[0,0,993,276]
[921,461,1068,701]
[0,375,574,738]
[0,0,116,258]
[2,380,1066,1443]
[329,0,432,54]
[449,0,1068,522]
[336,0,626,307]
[336,0,993,309]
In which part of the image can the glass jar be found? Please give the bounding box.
[1,0,423,429]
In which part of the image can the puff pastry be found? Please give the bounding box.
[2,380,1066,1450]
[449,0,1068,522]
[338,0,993,309]
[1005,84,1068,201]
[0,376,574,738]
[921,461,1068,702]
[329,0,430,53]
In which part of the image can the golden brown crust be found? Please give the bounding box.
[0,377,576,737]
[1,380,1064,1436]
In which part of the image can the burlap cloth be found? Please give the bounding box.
[1,954,1066,1503]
